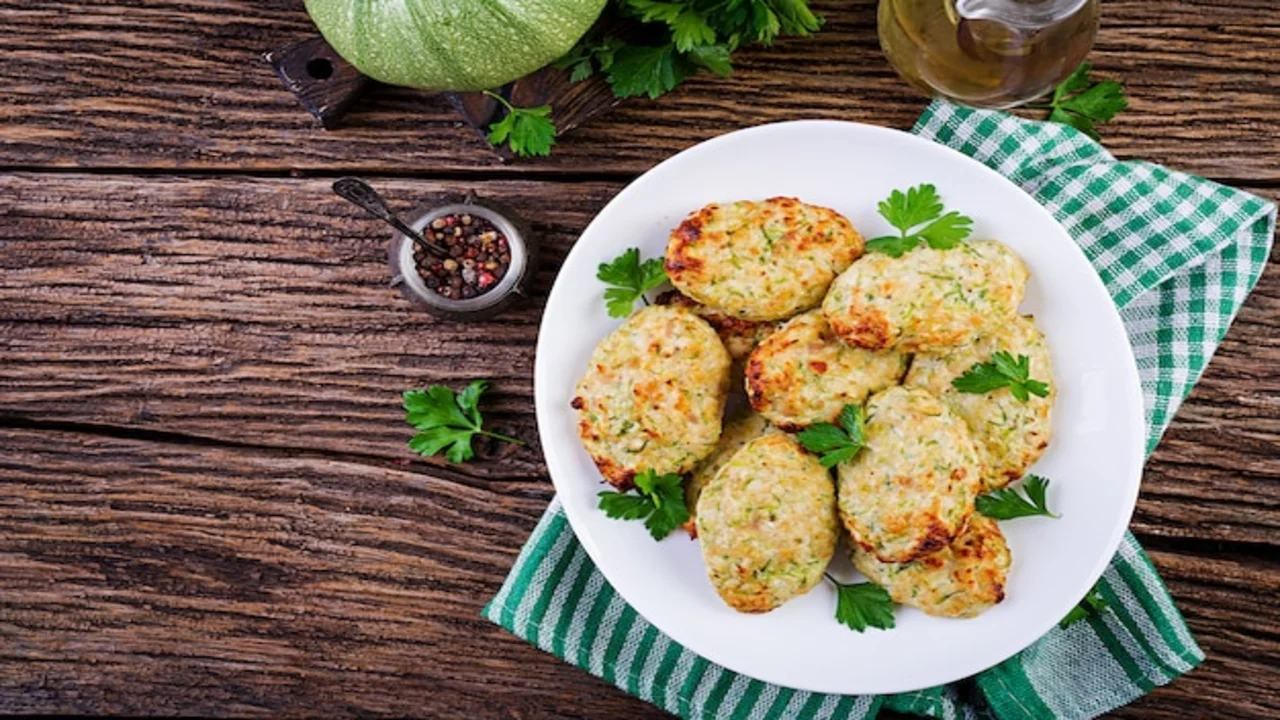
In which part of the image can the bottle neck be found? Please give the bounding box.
[953,0,1090,30]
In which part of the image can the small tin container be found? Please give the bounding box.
[388,191,537,320]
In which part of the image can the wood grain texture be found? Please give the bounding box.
[0,426,643,718]
[0,1,1278,179]
[2,0,1279,717]
[1,428,1277,719]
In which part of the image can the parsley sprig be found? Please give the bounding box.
[404,381,524,464]
[827,575,896,632]
[598,248,668,318]
[976,474,1058,520]
[797,404,866,468]
[598,469,689,540]
[865,184,974,258]
[952,351,1050,402]
[1059,583,1108,628]
[483,91,558,158]
[1028,63,1128,141]
[556,0,821,101]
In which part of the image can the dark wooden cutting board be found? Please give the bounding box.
[265,35,622,160]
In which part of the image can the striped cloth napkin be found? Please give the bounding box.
[483,101,1277,720]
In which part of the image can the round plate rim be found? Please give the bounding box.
[533,119,1145,695]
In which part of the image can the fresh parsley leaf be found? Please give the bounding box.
[951,362,1009,394]
[567,57,594,83]
[703,0,821,48]
[864,234,921,258]
[627,0,717,52]
[828,576,896,632]
[865,184,973,257]
[554,36,624,82]
[917,211,974,250]
[607,43,696,99]
[597,492,653,520]
[1044,63,1128,140]
[598,469,689,540]
[684,43,733,76]
[404,381,523,464]
[597,247,668,318]
[1059,584,1108,628]
[483,91,557,158]
[952,351,1051,402]
[976,474,1058,520]
[879,184,944,233]
[553,0,821,112]
[797,404,866,468]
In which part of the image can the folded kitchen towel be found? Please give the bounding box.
[483,100,1277,720]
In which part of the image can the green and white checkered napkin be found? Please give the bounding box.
[483,101,1277,720]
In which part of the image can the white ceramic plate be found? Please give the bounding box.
[534,121,1144,695]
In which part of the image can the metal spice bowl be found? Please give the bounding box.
[388,192,537,321]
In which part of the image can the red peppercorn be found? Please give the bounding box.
[412,211,515,304]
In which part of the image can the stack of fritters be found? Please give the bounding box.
[572,196,1054,620]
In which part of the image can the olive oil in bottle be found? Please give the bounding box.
[878,0,1099,108]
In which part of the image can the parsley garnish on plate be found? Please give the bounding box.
[598,469,689,540]
[404,381,524,464]
[827,575,896,632]
[977,474,1058,520]
[482,91,557,158]
[1059,583,1109,628]
[797,404,866,468]
[865,184,974,258]
[1034,63,1128,141]
[598,247,668,318]
[952,351,1051,402]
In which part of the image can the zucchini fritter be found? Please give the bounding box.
[822,240,1028,352]
[745,311,907,431]
[654,290,780,361]
[682,411,771,537]
[837,386,983,563]
[906,314,1055,490]
[571,305,731,488]
[698,433,838,613]
[665,197,864,322]
[851,514,1011,618]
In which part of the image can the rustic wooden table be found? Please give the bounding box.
[2,1,1277,718]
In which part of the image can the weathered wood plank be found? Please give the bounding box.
[0,426,662,718]
[0,173,625,478]
[0,428,1275,718]
[2,174,1278,548]
[0,1,1277,180]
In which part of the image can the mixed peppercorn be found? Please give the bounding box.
[413,213,511,300]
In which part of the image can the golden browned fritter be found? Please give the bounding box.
[851,514,1011,618]
[698,433,838,613]
[682,410,771,537]
[906,314,1055,490]
[837,386,983,563]
[744,311,907,431]
[655,290,780,361]
[822,241,1028,352]
[571,304,731,488]
[665,198,864,322]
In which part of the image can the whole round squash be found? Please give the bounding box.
[304,0,607,91]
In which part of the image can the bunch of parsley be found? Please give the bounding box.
[490,0,821,157]
[558,0,822,100]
